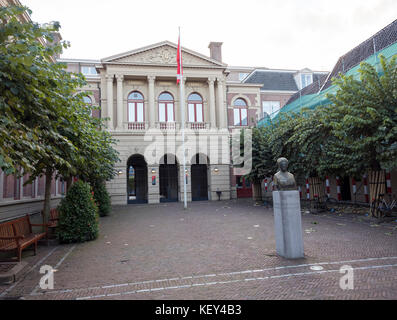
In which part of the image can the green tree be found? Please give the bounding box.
[327,54,397,175]
[244,126,276,183]
[0,6,120,222]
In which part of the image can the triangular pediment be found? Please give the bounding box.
[102,41,226,68]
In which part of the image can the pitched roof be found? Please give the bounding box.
[284,18,397,106]
[101,41,227,68]
[244,71,299,91]
[244,70,329,92]
[285,73,329,105]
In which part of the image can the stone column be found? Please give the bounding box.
[208,77,216,129]
[148,165,160,204]
[216,78,226,129]
[116,75,124,130]
[106,74,114,130]
[148,75,156,128]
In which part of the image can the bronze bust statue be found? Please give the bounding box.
[273,158,297,191]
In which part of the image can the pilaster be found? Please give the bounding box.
[106,74,114,130]
[208,77,216,129]
[116,74,124,130]
[148,75,156,128]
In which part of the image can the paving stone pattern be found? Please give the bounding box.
[0,199,396,300]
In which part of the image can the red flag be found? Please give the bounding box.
[177,30,183,85]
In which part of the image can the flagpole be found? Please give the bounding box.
[179,27,188,210]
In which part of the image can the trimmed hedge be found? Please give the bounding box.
[93,182,111,217]
[57,180,99,244]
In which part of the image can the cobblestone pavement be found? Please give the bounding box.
[1,199,396,300]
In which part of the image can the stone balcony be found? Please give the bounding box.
[121,122,211,132]
[124,122,148,131]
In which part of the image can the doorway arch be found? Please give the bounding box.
[127,154,148,204]
[159,154,179,203]
[191,153,209,201]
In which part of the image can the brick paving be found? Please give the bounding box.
[0,199,396,300]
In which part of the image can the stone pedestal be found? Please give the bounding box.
[272,191,304,259]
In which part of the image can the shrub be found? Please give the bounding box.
[93,182,111,217]
[57,180,99,243]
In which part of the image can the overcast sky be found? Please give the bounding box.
[23,0,397,71]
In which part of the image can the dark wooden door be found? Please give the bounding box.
[160,164,179,202]
[191,165,208,201]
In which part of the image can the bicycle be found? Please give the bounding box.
[376,193,397,217]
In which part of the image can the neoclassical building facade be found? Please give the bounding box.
[64,42,235,205]
[60,41,330,205]
[1,35,329,217]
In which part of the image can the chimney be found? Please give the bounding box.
[208,42,223,63]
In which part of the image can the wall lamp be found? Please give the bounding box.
[214,168,219,174]
[151,168,157,174]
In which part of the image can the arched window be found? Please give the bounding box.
[233,98,248,126]
[188,93,204,123]
[159,92,174,122]
[83,96,93,116]
[83,96,92,105]
[128,91,144,123]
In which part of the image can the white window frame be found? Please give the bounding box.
[301,74,313,89]
[238,73,249,81]
[81,66,97,76]
[262,101,281,118]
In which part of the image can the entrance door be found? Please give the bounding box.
[340,176,352,201]
[127,155,148,204]
[191,165,208,201]
[160,156,179,202]
[236,176,253,198]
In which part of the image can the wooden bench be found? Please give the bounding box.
[42,208,59,229]
[0,215,48,262]
[43,208,60,229]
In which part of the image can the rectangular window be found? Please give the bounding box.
[188,104,195,122]
[239,73,249,81]
[137,103,144,122]
[234,109,240,126]
[159,103,166,122]
[262,101,281,118]
[128,103,135,122]
[233,108,248,126]
[301,74,313,88]
[167,104,174,122]
[196,104,203,123]
[241,108,248,126]
[81,66,97,75]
